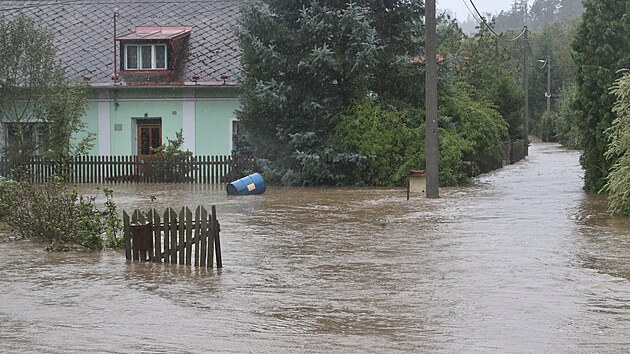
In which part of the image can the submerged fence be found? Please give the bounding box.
[502,139,528,165]
[123,206,222,268]
[0,155,232,184]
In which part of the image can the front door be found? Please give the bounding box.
[137,124,162,155]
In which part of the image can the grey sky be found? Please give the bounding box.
[438,0,514,22]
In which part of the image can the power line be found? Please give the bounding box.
[466,0,526,43]
[461,0,482,23]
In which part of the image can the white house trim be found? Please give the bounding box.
[182,100,196,153]
[97,101,111,155]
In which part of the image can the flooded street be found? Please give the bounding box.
[2,142,630,353]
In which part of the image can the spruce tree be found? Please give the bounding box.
[237,0,422,185]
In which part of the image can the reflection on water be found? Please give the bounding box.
[1,143,630,353]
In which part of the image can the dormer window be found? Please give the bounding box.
[125,44,167,70]
[117,26,192,82]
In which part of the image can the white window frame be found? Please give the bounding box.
[229,118,238,152]
[124,43,168,70]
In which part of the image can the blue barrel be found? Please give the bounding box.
[226,173,266,196]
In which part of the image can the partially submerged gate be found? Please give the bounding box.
[123,206,222,268]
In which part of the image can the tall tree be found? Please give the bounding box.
[237,0,422,185]
[557,0,584,19]
[529,0,560,28]
[572,0,630,192]
[450,23,524,139]
[0,15,91,180]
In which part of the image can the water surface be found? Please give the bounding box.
[1,143,630,353]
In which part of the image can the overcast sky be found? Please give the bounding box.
[438,0,514,22]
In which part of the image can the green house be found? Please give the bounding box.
[1,0,241,157]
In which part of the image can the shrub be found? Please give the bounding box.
[144,130,193,182]
[555,83,580,148]
[333,99,486,186]
[2,181,103,251]
[103,188,124,249]
[604,73,630,215]
[440,84,508,175]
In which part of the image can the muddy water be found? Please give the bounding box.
[2,142,630,353]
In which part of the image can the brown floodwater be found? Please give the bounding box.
[1,142,630,353]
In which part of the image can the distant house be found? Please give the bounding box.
[0,0,241,157]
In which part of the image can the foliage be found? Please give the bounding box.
[238,0,515,186]
[450,21,524,140]
[237,1,379,177]
[256,132,370,186]
[0,15,92,181]
[0,177,13,221]
[439,84,509,175]
[554,82,579,148]
[333,92,507,186]
[145,130,193,182]
[103,188,124,249]
[332,100,425,186]
[1,180,103,251]
[480,0,584,33]
[603,73,630,215]
[237,0,429,185]
[225,132,259,182]
[528,20,579,137]
[572,0,630,192]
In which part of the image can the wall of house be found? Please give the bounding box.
[196,98,239,155]
[78,86,239,156]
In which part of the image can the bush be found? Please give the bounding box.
[103,188,124,249]
[555,83,580,148]
[144,130,193,182]
[604,73,630,215]
[2,181,103,251]
[440,84,508,175]
[333,100,424,186]
[332,98,493,186]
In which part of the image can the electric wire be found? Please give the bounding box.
[466,0,527,43]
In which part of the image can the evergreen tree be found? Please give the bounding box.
[557,0,584,19]
[529,0,559,28]
[572,0,630,192]
[237,0,422,185]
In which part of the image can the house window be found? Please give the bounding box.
[124,44,168,70]
[3,122,49,155]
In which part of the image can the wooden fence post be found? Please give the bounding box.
[185,207,193,265]
[169,208,177,264]
[200,206,208,267]
[212,205,222,268]
[151,209,161,262]
[163,208,171,263]
[194,206,201,266]
[123,211,131,260]
[178,207,185,265]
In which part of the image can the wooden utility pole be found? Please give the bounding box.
[522,26,529,141]
[425,0,439,199]
[545,56,551,113]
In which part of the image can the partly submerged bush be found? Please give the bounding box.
[2,181,103,251]
[332,95,507,186]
